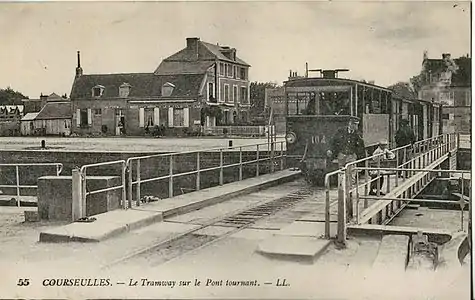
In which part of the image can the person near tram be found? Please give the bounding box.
[326,116,366,218]
[395,119,416,177]
[369,139,395,196]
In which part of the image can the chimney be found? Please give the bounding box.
[186,37,200,59]
[75,51,83,77]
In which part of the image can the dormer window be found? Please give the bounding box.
[119,83,131,98]
[162,82,175,97]
[92,85,105,98]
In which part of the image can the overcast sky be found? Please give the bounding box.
[0,1,471,98]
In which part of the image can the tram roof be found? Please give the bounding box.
[283,77,392,92]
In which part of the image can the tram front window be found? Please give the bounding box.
[320,91,350,115]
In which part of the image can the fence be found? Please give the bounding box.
[204,126,268,137]
[70,141,286,220]
[125,141,286,208]
[324,133,459,241]
[0,163,63,207]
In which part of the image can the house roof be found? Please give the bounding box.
[154,61,215,75]
[157,39,250,70]
[201,42,250,66]
[71,73,206,99]
[21,112,39,121]
[35,102,72,120]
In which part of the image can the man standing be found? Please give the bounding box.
[327,117,366,173]
[395,119,416,177]
[369,139,395,196]
[327,117,366,218]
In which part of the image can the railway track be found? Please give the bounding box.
[103,186,334,269]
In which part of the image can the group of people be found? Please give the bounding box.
[326,117,415,196]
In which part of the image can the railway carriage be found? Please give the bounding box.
[284,69,443,185]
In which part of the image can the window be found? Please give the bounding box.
[119,83,131,98]
[80,110,88,126]
[224,84,230,102]
[145,108,154,127]
[94,109,102,115]
[173,108,184,127]
[233,85,238,103]
[208,82,215,102]
[240,68,246,80]
[219,63,224,76]
[92,85,105,97]
[162,82,175,97]
[227,64,233,77]
[240,87,247,104]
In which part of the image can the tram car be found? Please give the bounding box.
[284,69,443,185]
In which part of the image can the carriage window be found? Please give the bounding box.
[319,91,350,115]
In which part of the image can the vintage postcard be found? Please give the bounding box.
[0,1,472,299]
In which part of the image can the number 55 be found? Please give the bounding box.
[17,279,30,286]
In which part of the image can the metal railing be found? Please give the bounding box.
[125,141,286,207]
[324,132,459,244]
[0,163,63,207]
[357,168,470,231]
[72,160,126,221]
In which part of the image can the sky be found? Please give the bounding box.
[0,1,471,98]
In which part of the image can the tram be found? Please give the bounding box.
[284,68,443,185]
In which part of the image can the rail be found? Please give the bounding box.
[0,163,63,207]
[125,141,286,207]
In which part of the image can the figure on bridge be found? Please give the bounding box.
[395,119,415,177]
[327,116,366,173]
[369,139,395,196]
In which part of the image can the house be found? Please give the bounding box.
[70,37,251,136]
[20,101,72,136]
[418,52,471,133]
[22,92,68,114]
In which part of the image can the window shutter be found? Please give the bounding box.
[87,109,92,125]
[139,107,145,128]
[154,107,160,125]
[168,107,174,127]
[183,107,189,127]
[76,109,81,126]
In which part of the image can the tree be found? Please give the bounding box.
[250,81,279,117]
[387,81,417,99]
[0,87,28,105]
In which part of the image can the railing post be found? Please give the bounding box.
[169,155,174,198]
[325,175,331,238]
[256,144,260,177]
[71,168,83,221]
[355,168,360,224]
[219,149,224,185]
[364,159,369,208]
[122,162,128,209]
[280,141,284,170]
[81,169,87,218]
[127,162,133,208]
[460,173,465,231]
[239,147,243,181]
[270,139,275,173]
[15,165,20,207]
[196,152,201,191]
[337,168,347,246]
[136,160,141,204]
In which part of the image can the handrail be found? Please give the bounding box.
[0,162,63,207]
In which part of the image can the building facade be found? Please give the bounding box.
[70,37,251,136]
[418,52,471,133]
